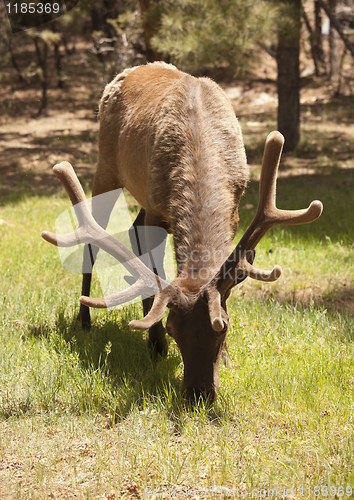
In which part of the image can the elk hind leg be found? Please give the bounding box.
[129,210,168,357]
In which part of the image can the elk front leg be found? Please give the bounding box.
[129,210,168,357]
[77,185,121,329]
[78,246,96,329]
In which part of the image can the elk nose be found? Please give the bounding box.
[183,386,216,404]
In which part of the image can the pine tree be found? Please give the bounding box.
[276,0,301,152]
[150,0,274,78]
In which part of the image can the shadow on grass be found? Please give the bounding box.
[0,128,98,205]
[238,287,354,344]
[281,285,353,319]
[0,169,94,206]
[28,307,183,418]
[238,166,354,245]
[26,307,229,422]
[241,95,354,165]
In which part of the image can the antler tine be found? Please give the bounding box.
[237,254,282,282]
[217,131,323,296]
[129,281,191,331]
[204,286,224,332]
[53,162,88,212]
[258,131,323,229]
[41,162,92,248]
[240,131,322,251]
[41,161,170,308]
[129,293,171,331]
[79,278,150,309]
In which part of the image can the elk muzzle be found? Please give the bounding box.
[166,298,226,403]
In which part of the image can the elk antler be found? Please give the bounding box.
[41,162,171,310]
[217,131,323,297]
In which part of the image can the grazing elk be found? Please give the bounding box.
[42,62,322,402]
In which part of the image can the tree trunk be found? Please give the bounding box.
[317,0,354,58]
[139,0,162,62]
[4,37,25,83]
[302,1,326,76]
[314,0,325,72]
[302,7,320,76]
[54,42,64,89]
[91,0,121,38]
[34,36,48,115]
[329,0,341,94]
[276,0,301,152]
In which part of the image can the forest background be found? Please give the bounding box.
[1,0,354,499]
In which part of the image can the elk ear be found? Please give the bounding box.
[221,342,234,370]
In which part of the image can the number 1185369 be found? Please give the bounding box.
[6,3,61,14]
[299,486,353,497]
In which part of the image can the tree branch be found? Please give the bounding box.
[301,6,320,75]
[258,42,276,59]
[317,0,354,58]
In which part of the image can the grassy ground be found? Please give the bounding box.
[1,142,354,498]
[1,39,354,500]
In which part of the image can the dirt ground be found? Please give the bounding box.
[1,39,353,199]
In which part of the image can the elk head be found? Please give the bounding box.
[42,131,322,402]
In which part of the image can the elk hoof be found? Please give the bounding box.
[183,387,216,405]
[76,306,91,330]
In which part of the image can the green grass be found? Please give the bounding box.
[1,162,354,498]
[1,27,354,498]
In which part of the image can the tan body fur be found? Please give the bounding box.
[44,66,322,401]
[94,62,249,292]
[74,62,252,401]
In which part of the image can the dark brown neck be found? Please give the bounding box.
[173,190,234,291]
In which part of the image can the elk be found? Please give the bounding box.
[42,62,323,402]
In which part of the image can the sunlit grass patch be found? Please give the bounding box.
[1,167,354,497]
